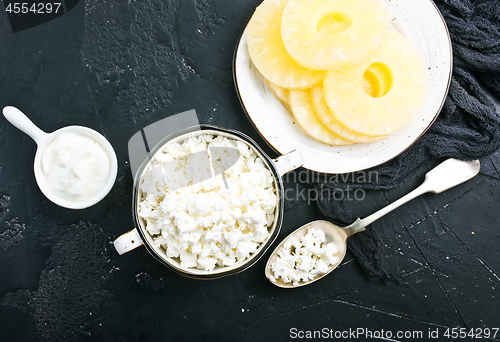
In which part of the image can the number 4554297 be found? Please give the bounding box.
[444,327,499,339]
[5,2,62,14]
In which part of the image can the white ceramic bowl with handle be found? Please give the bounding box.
[2,106,118,209]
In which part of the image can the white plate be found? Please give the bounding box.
[233,0,452,174]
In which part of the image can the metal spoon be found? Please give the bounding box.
[265,158,481,288]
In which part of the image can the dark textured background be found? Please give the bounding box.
[0,1,499,341]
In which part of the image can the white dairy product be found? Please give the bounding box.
[41,132,111,202]
[137,134,277,271]
[269,228,340,286]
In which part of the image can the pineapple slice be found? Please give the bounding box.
[310,86,385,143]
[323,30,427,136]
[289,89,351,145]
[247,0,326,89]
[267,80,290,107]
[281,0,390,70]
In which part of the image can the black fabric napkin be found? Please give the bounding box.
[309,0,500,282]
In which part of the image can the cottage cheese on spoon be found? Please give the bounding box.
[269,228,340,286]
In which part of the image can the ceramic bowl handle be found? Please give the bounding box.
[113,228,144,255]
[2,106,49,144]
[273,150,304,177]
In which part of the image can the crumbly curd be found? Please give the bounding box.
[269,228,340,285]
[137,134,277,271]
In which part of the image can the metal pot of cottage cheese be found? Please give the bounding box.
[113,125,303,279]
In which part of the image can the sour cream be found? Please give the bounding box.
[41,132,111,202]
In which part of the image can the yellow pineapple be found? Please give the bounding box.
[323,30,427,136]
[246,0,326,89]
[267,80,290,107]
[310,86,385,143]
[281,0,390,70]
[288,89,351,145]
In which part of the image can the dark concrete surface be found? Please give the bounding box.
[0,1,499,341]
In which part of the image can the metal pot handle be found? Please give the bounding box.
[273,150,304,177]
[113,228,144,255]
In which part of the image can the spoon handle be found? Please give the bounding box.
[2,106,48,144]
[345,159,480,235]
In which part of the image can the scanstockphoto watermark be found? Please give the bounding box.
[290,327,424,340]
[289,327,500,340]
[282,183,367,205]
[283,169,380,204]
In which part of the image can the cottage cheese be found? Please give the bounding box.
[137,134,277,271]
[269,228,340,285]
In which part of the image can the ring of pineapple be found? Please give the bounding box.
[323,31,428,136]
[281,0,390,70]
[310,86,386,143]
[267,81,384,144]
[288,88,352,146]
[266,80,290,108]
[246,0,326,89]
